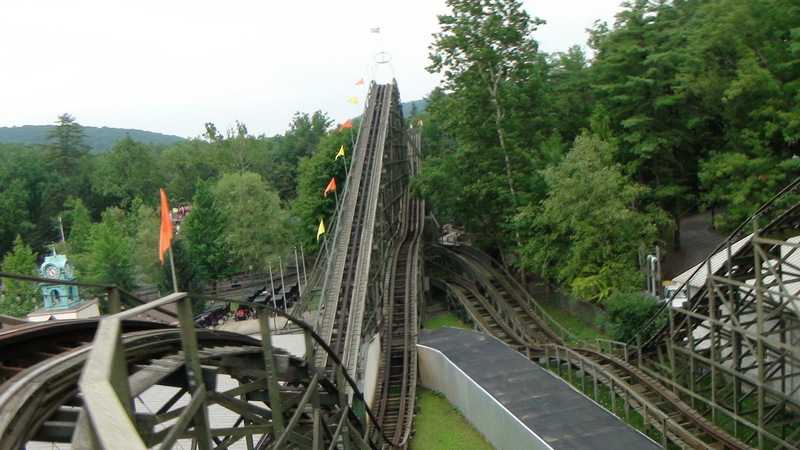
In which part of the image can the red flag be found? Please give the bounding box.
[159,188,173,265]
[340,119,352,131]
[324,178,337,197]
[356,78,364,85]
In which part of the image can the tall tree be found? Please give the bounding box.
[84,208,136,293]
[44,113,90,173]
[547,45,594,142]
[427,0,546,204]
[39,114,95,233]
[61,197,93,254]
[91,134,164,208]
[514,135,670,302]
[270,112,333,202]
[0,178,34,257]
[212,172,292,272]
[292,131,350,253]
[589,0,699,216]
[0,235,39,317]
[181,180,230,282]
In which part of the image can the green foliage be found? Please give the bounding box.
[62,197,93,254]
[547,46,594,142]
[598,291,665,343]
[0,235,39,318]
[212,172,292,272]
[514,135,670,302]
[0,178,34,257]
[268,112,333,202]
[83,208,136,293]
[699,153,800,230]
[292,130,350,255]
[91,135,164,208]
[428,0,549,208]
[181,180,230,282]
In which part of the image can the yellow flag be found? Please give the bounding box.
[317,218,326,242]
[347,96,358,104]
[335,145,345,160]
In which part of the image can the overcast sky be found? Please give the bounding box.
[0,1,625,139]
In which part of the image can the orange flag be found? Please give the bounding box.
[324,177,337,197]
[340,119,352,131]
[355,78,364,85]
[159,188,173,265]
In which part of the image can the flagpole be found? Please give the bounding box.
[278,256,287,315]
[300,242,308,289]
[168,247,178,293]
[269,262,277,330]
[333,189,339,212]
[293,246,302,298]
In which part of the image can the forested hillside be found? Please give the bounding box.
[1,0,797,318]
[0,125,185,152]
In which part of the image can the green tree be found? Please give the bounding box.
[39,114,95,233]
[0,178,34,257]
[589,0,699,216]
[181,180,230,282]
[212,172,292,272]
[292,131,350,253]
[161,138,218,204]
[547,45,594,142]
[61,197,93,254]
[0,235,39,317]
[124,198,162,287]
[428,0,546,204]
[84,208,136,293]
[44,113,90,173]
[682,0,800,225]
[92,134,164,208]
[269,112,333,202]
[514,135,670,302]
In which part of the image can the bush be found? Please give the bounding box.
[599,291,665,342]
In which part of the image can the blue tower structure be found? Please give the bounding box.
[39,254,80,310]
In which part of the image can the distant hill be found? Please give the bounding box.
[0,125,185,152]
[402,99,428,118]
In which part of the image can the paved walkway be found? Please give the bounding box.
[419,327,661,449]
[663,213,725,279]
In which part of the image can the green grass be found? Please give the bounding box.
[424,312,471,330]
[410,388,493,450]
[537,300,610,340]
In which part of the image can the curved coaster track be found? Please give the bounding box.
[0,80,423,449]
[429,185,800,450]
[0,292,397,449]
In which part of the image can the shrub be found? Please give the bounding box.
[599,291,665,342]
